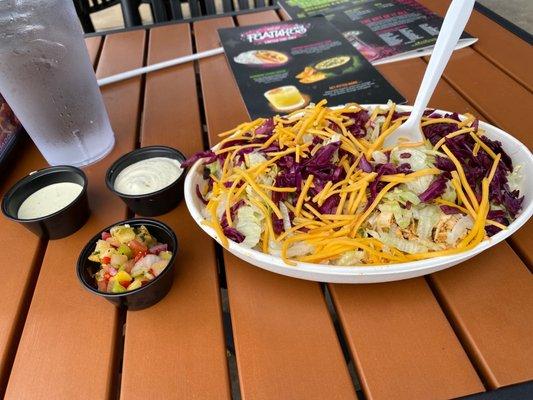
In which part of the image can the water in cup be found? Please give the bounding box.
[0,0,115,166]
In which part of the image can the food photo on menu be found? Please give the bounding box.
[219,16,405,119]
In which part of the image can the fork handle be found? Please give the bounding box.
[408,0,476,126]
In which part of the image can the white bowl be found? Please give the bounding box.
[185,105,533,283]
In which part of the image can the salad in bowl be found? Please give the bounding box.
[184,101,532,283]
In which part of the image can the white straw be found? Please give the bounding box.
[97,46,225,87]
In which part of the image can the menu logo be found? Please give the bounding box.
[241,23,310,44]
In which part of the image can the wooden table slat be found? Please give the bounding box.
[85,36,102,67]
[4,30,146,400]
[330,279,484,400]
[0,146,46,395]
[119,24,231,400]
[194,18,249,138]
[378,52,533,388]
[425,47,532,149]
[195,15,357,399]
[431,243,533,388]
[419,0,533,91]
[508,222,533,269]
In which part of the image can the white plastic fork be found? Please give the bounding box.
[384,0,476,147]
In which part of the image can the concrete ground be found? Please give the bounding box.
[477,0,532,34]
[89,1,532,34]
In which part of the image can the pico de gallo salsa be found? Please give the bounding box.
[88,224,172,293]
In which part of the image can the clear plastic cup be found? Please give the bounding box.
[0,0,115,166]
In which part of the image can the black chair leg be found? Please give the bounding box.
[150,0,169,23]
[121,0,143,27]
[166,0,183,20]
[73,0,95,33]
[79,12,96,33]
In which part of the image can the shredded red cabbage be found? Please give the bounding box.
[195,184,208,205]
[222,227,245,243]
[343,110,370,138]
[182,150,216,168]
[440,205,465,215]
[485,209,510,236]
[255,118,274,135]
[272,213,284,235]
[319,195,340,214]
[219,200,246,243]
[419,175,448,202]
[358,154,373,173]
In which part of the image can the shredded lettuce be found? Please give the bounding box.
[391,146,434,171]
[287,241,315,258]
[235,205,264,248]
[335,251,365,266]
[384,187,420,206]
[507,164,523,193]
[324,133,342,145]
[378,232,430,254]
[279,202,292,232]
[245,152,267,168]
[446,215,473,245]
[406,175,434,195]
[372,150,388,164]
[413,205,441,240]
[441,181,457,203]
[205,160,222,179]
[378,202,412,229]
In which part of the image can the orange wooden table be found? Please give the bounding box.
[1,3,532,400]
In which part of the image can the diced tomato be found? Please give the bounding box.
[119,280,130,289]
[104,273,111,281]
[101,231,111,240]
[97,280,107,292]
[102,256,111,265]
[128,240,148,257]
[134,251,147,263]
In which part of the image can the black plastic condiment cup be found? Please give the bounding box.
[106,146,187,216]
[1,165,90,239]
[76,218,178,311]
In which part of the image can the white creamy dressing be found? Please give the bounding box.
[17,182,83,219]
[114,157,183,195]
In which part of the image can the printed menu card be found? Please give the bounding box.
[218,17,405,119]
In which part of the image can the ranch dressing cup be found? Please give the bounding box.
[1,166,90,239]
[106,146,188,216]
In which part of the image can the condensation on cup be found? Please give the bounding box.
[0,0,115,166]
